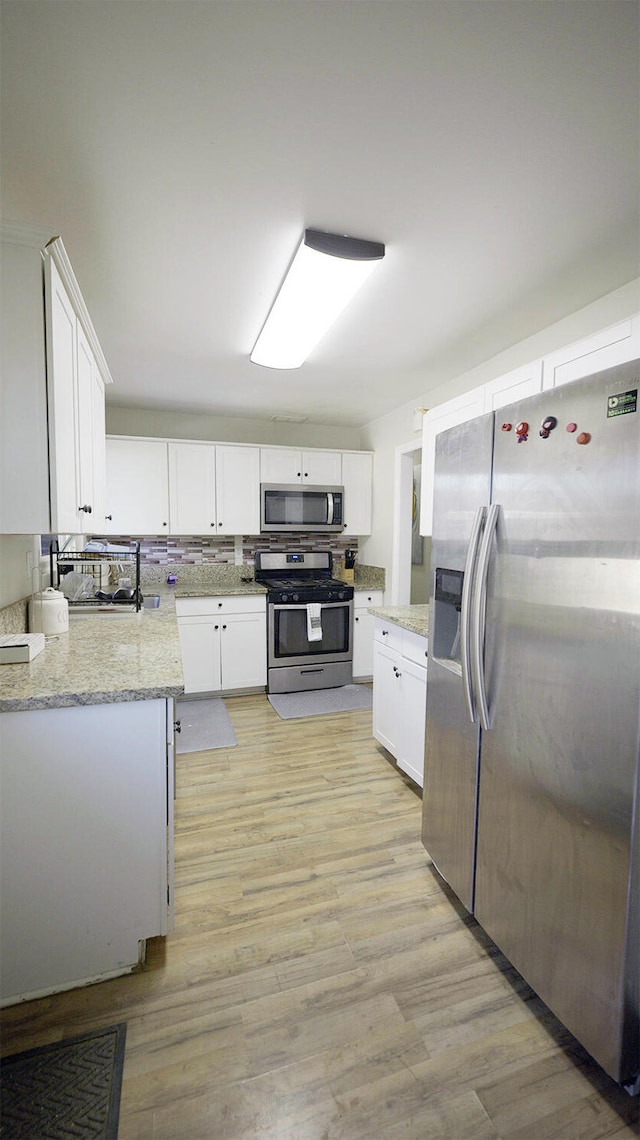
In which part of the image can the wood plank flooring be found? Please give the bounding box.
[2,693,638,1138]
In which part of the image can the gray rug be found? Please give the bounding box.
[0,1022,126,1139]
[176,698,238,752]
[268,684,373,720]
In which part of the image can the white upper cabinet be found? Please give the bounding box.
[168,442,217,535]
[105,438,170,535]
[341,451,373,535]
[542,317,640,390]
[482,359,543,412]
[44,256,81,534]
[420,388,486,535]
[76,325,106,533]
[0,225,111,535]
[215,444,260,535]
[105,438,261,536]
[260,447,342,485]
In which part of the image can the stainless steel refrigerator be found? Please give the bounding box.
[422,359,639,1090]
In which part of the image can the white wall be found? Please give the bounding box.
[0,534,40,609]
[106,406,363,451]
[359,278,640,583]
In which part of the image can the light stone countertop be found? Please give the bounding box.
[368,604,430,638]
[0,604,184,712]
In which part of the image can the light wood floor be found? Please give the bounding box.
[2,693,638,1138]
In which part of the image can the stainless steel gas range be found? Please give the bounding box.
[254,550,354,693]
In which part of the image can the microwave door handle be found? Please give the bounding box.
[327,492,334,525]
[460,505,486,724]
[471,502,499,732]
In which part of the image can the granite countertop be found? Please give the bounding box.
[368,604,430,638]
[0,605,184,713]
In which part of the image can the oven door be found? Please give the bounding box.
[268,600,353,669]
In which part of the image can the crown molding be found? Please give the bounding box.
[0,219,56,248]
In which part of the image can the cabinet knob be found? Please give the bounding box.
[78,504,92,513]
[382,629,388,636]
[162,521,168,527]
[355,616,359,622]
[297,472,301,477]
[222,624,227,630]
[218,522,222,527]
[211,522,215,527]
[218,602,223,607]
[105,514,112,521]
[214,624,219,630]
[174,719,182,734]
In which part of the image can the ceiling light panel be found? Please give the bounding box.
[251,229,385,370]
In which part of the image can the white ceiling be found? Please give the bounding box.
[2,1,638,428]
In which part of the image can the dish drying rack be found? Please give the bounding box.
[49,540,142,610]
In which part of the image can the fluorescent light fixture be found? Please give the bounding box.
[250,229,385,369]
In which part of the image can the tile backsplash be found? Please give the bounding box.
[90,534,357,567]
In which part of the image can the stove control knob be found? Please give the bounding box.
[292,592,299,602]
[280,592,287,603]
[337,590,345,600]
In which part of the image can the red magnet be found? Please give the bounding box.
[501,423,512,432]
[577,432,591,445]
[515,421,529,442]
[566,422,577,433]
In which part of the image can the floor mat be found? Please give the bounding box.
[268,684,372,720]
[0,1022,126,1140]
[176,698,238,752]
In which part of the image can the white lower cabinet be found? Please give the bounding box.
[372,620,428,787]
[353,589,384,679]
[0,698,174,1005]
[176,595,266,695]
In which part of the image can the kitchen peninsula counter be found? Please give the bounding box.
[0,605,184,712]
[368,603,430,639]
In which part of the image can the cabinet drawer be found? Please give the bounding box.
[402,628,429,666]
[373,618,403,654]
[175,594,265,618]
[354,589,384,608]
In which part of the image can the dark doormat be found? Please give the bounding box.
[0,1022,126,1139]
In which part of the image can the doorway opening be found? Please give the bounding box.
[390,440,430,605]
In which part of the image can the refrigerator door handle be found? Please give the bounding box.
[472,502,500,731]
[460,505,486,723]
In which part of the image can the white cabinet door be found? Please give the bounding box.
[105,438,170,535]
[168,442,217,535]
[542,317,640,390]
[260,447,302,484]
[353,590,384,679]
[76,325,106,533]
[302,450,342,484]
[260,447,342,485]
[216,444,261,535]
[341,451,373,535]
[420,388,486,536]
[177,615,222,695]
[176,596,266,694]
[397,655,427,788]
[353,609,376,678]
[44,256,81,534]
[0,700,170,1003]
[220,611,267,689]
[372,639,402,756]
[483,360,543,412]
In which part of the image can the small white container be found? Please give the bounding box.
[28,588,69,636]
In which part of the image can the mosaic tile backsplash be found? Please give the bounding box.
[90,534,358,568]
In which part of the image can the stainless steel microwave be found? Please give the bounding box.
[260,484,345,533]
